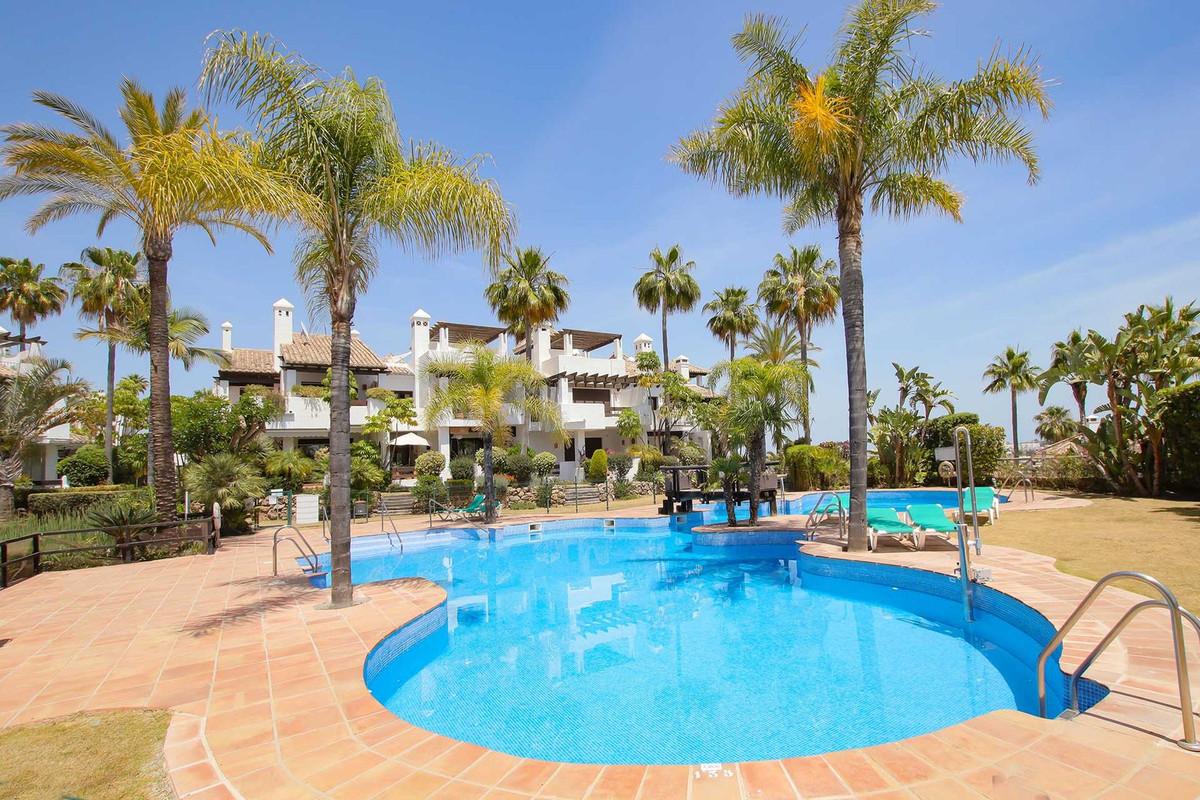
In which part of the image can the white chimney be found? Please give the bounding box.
[531,325,553,367]
[633,333,654,354]
[220,321,233,352]
[612,337,623,359]
[675,355,691,380]
[273,298,294,358]
[410,309,431,360]
[561,331,574,355]
[497,332,508,356]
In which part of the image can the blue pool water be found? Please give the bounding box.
[784,488,1007,515]
[339,518,1065,764]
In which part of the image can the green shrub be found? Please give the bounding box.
[535,479,555,506]
[674,440,707,465]
[633,445,664,479]
[784,444,848,491]
[867,456,887,488]
[414,451,446,477]
[475,447,510,474]
[586,450,609,483]
[922,413,982,448]
[1161,382,1200,493]
[482,474,510,496]
[963,424,1006,485]
[410,475,448,510]
[508,500,537,510]
[507,451,534,485]
[57,444,110,487]
[531,451,558,479]
[608,454,634,481]
[449,456,476,481]
[29,488,148,517]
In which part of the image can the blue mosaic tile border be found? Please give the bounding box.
[362,601,448,684]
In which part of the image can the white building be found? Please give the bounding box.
[0,329,82,485]
[213,299,712,480]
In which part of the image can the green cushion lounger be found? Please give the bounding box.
[437,494,487,521]
[955,486,997,524]
[865,507,917,550]
[905,503,958,550]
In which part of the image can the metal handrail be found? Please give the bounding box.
[1035,570,1200,751]
[803,491,847,541]
[951,426,981,622]
[271,525,322,576]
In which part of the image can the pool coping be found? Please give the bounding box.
[1,511,1196,798]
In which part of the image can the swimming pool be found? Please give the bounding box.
[336,517,1076,764]
[784,488,1007,515]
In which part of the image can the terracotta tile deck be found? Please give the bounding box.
[1,507,1198,799]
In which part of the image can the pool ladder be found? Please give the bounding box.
[1036,571,1200,751]
[802,491,847,541]
[271,525,326,578]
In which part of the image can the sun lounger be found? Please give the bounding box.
[954,486,997,524]
[865,507,916,550]
[905,503,958,549]
[437,493,487,522]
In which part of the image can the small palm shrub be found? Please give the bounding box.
[182,453,267,532]
[264,448,316,492]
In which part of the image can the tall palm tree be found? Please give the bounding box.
[912,376,955,427]
[1039,330,1093,423]
[60,247,142,481]
[745,319,805,367]
[758,245,839,441]
[710,356,806,526]
[485,247,570,361]
[673,3,1049,550]
[703,286,759,361]
[201,33,514,607]
[0,358,88,520]
[423,342,561,523]
[983,346,1042,458]
[633,244,701,367]
[0,257,66,348]
[0,79,304,520]
[1034,405,1074,444]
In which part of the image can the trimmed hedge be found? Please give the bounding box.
[1161,382,1200,493]
[17,483,136,510]
[28,488,149,516]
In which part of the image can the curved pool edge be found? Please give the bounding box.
[356,531,1110,767]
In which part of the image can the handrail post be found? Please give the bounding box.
[1,541,7,589]
[31,534,40,575]
[952,426,978,622]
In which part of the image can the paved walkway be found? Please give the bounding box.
[0,508,1197,799]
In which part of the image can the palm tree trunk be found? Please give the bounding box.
[145,253,176,520]
[748,431,764,526]
[105,339,116,483]
[483,432,496,523]
[661,303,670,368]
[18,321,27,351]
[525,318,533,363]
[837,199,869,552]
[799,324,811,443]
[328,316,354,608]
[1009,387,1020,458]
[1073,384,1086,424]
[728,337,735,362]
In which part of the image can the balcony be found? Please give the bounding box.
[276,396,384,431]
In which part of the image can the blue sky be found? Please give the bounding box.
[2,1,1198,442]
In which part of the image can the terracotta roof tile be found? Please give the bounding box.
[221,348,276,375]
[281,334,387,371]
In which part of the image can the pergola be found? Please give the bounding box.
[514,327,622,355]
[549,370,639,389]
[429,321,508,345]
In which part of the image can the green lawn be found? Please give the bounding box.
[987,495,1200,610]
[0,710,172,800]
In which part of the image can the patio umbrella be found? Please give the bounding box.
[390,432,431,447]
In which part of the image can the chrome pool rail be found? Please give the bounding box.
[803,491,847,541]
[1036,570,1200,751]
[271,525,323,577]
[951,426,981,622]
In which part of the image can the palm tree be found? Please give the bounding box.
[182,452,268,532]
[633,245,701,367]
[709,357,806,526]
[60,247,142,481]
[264,448,316,492]
[81,301,229,487]
[1039,330,1093,423]
[983,346,1042,457]
[745,319,805,367]
[201,33,514,607]
[758,245,839,441]
[912,377,955,427]
[0,358,88,520]
[673,3,1049,551]
[0,257,66,348]
[485,247,570,361]
[703,286,759,360]
[423,342,561,523]
[0,79,304,520]
[1035,405,1075,444]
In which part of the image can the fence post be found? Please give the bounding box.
[31,534,40,574]
[1,541,7,589]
